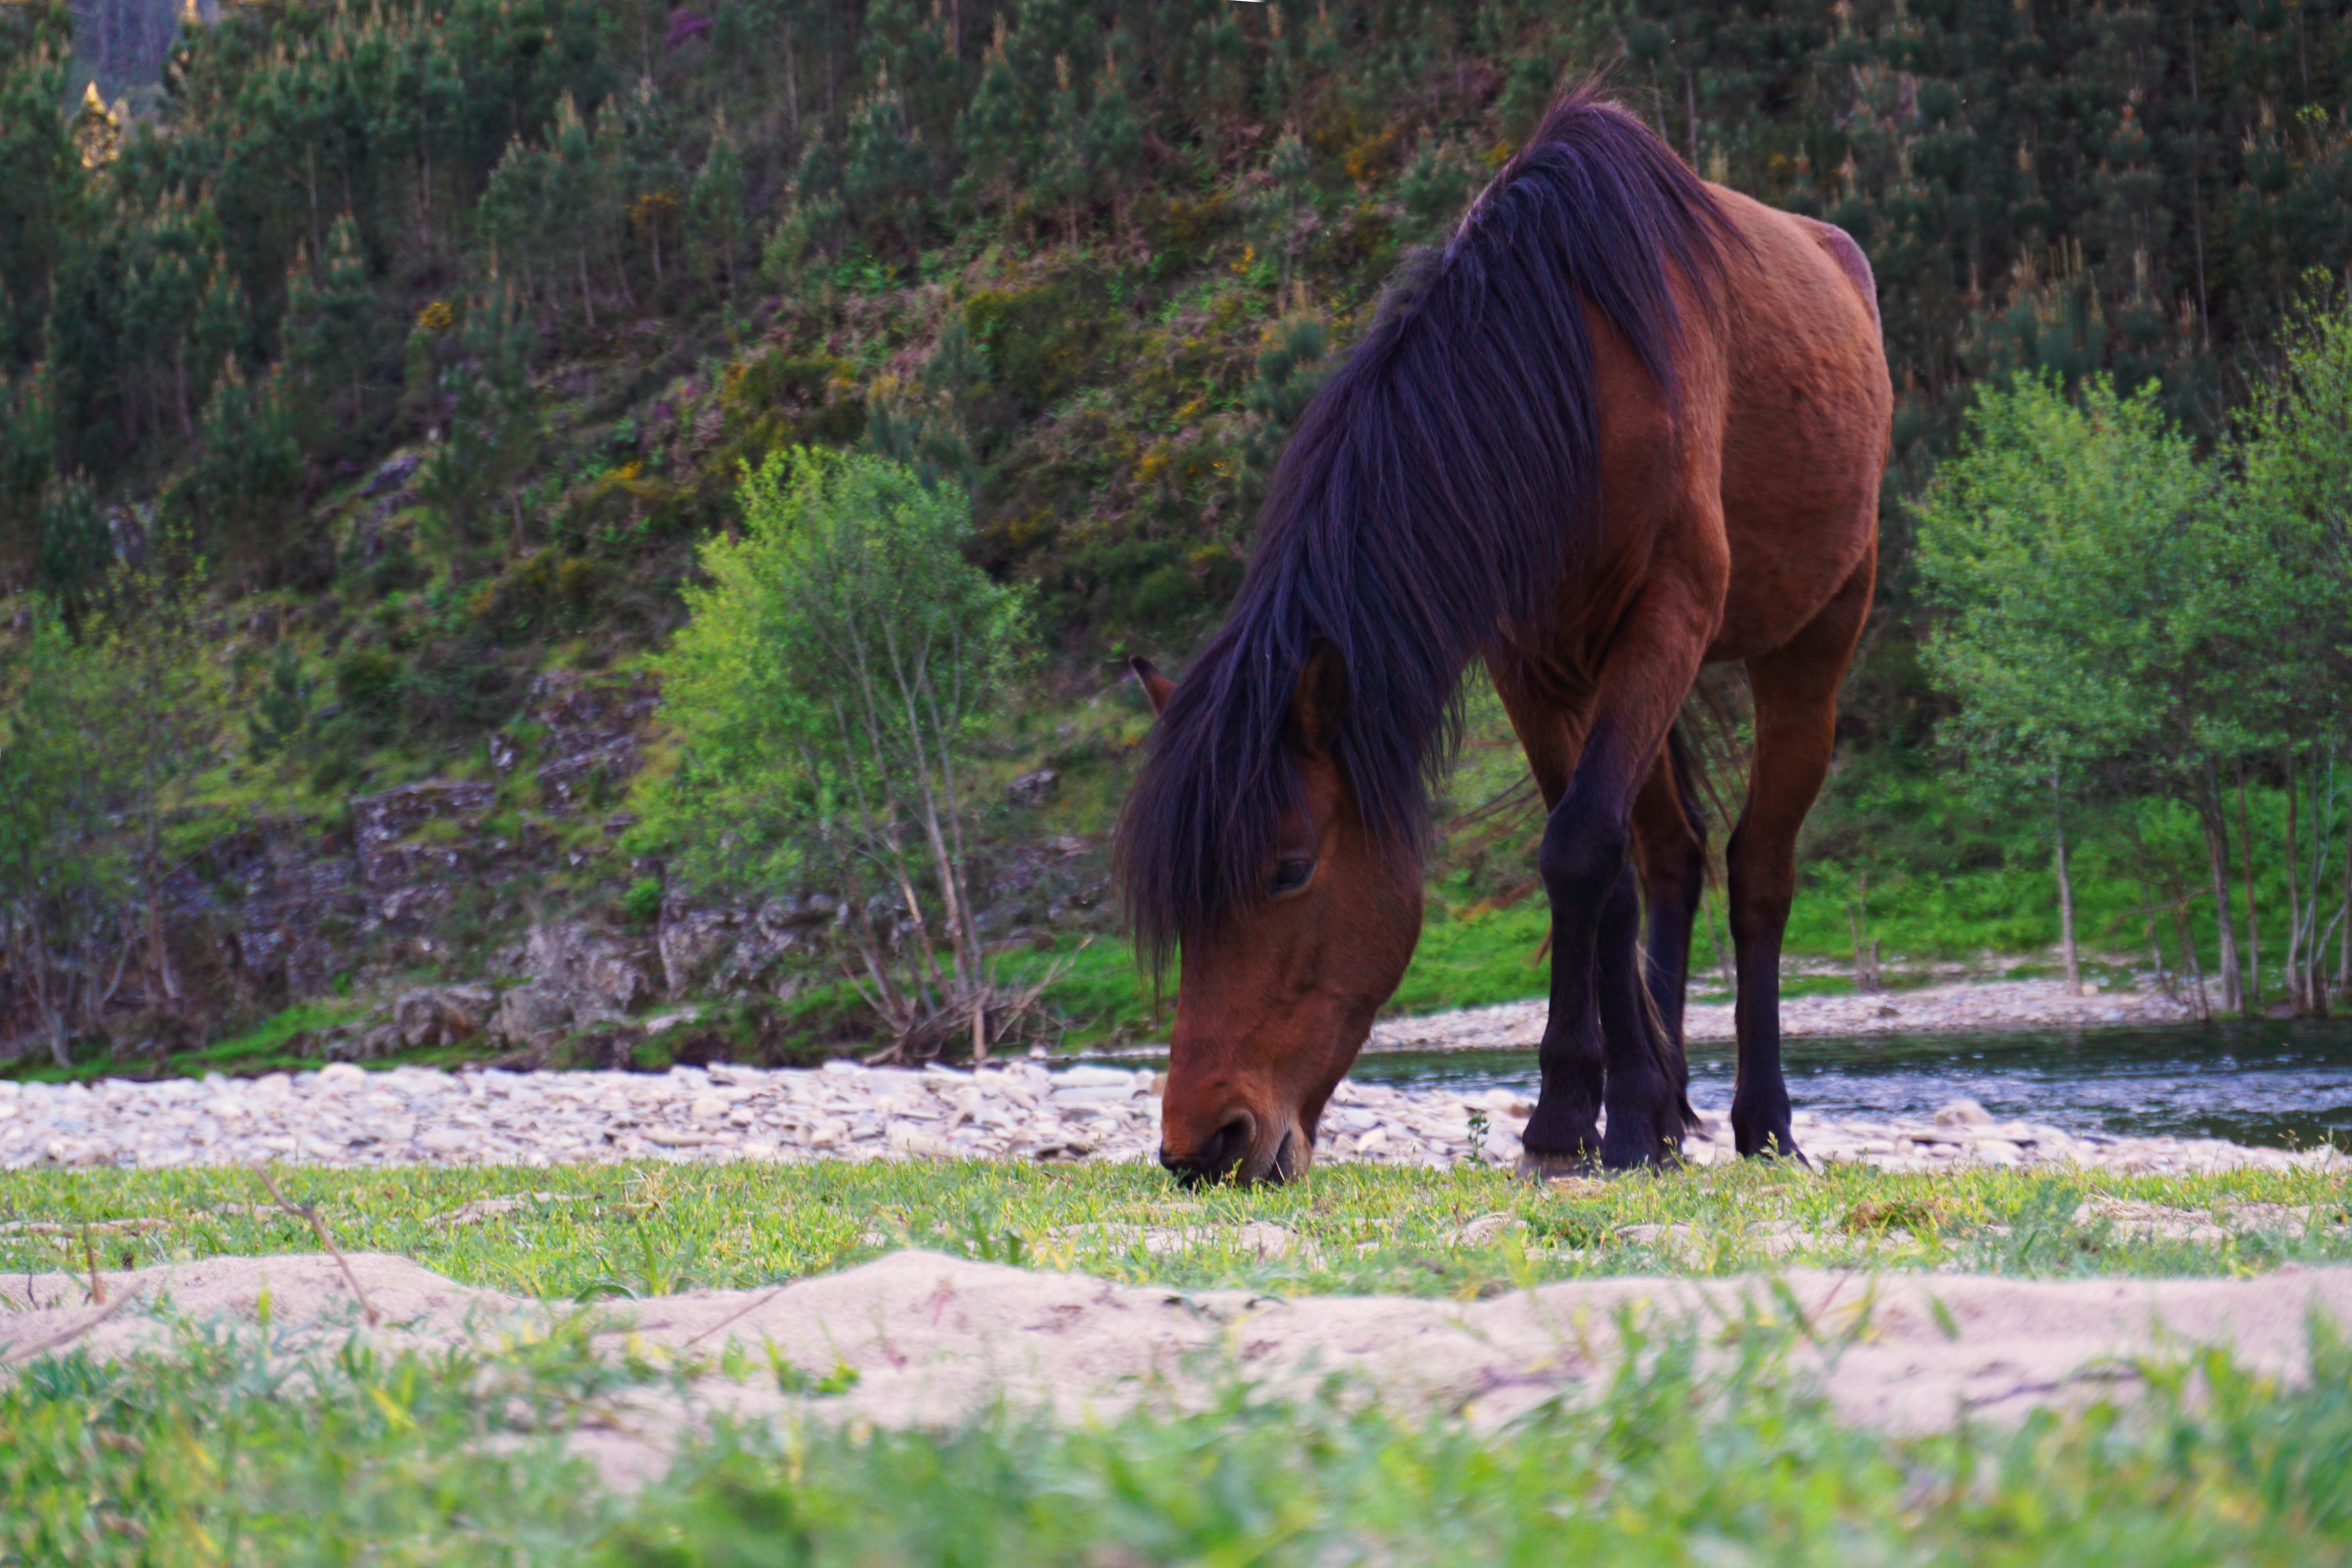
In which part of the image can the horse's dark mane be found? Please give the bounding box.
[1119,89,1733,967]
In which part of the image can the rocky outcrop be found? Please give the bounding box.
[655,893,836,996]
[513,669,659,810]
[475,920,663,1051]
[1007,768,1059,806]
[394,985,497,1048]
[157,824,368,1007]
[351,781,496,934]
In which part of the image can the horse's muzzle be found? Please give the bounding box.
[1159,1114,1307,1186]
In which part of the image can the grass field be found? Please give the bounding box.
[5,1157,2352,1564]
[8,1158,2352,1299]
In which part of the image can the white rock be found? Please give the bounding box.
[1052,1067,1134,1090]
[1050,1084,1134,1103]
[314,1062,368,1094]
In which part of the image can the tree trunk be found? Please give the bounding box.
[2283,743,2305,1013]
[2134,872,2170,998]
[2174,899,2210,1021]
[2338,729,2352,1002]
[2235,757,2261,1015]
[174,339,192,437]
[2185,11,2211,346]
[2053,772,2080,995]
[1848,871,1878,992]
[2306,731,2333,1018]
[2202,761,2242,1014]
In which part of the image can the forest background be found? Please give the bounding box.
[4,0,2352,1071]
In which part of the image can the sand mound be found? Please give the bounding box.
[7,1252,2349,1487]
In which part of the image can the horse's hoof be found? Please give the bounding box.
[1599,1121,1686,1173]
[1515,1149,1598,1182]
[1739,1136,1810,1168]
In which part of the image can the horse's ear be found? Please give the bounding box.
[1287,639,1348,759]
[1128,655,1175,717]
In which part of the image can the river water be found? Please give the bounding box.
[1104,1021,2352,1151]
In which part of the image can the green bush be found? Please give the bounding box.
[333,647,402,727]
[622,876,664,927]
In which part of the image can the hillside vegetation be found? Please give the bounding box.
[5,0,2352,1067]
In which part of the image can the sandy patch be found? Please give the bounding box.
[6,1252,2348,1487]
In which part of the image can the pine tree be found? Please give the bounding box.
[281,214,374,442]
[687,111,748,304]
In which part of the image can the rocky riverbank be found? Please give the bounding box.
[4,1049,2337,1178]
[1368,975,2201,1054]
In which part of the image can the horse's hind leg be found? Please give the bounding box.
[1727,553,1874,1160]
[1630,729,1705,1129]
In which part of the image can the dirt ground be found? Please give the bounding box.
[8,1250,2350,1488]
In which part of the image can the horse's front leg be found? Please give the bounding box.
[1518,617,1711,1175]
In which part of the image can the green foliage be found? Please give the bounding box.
[32,468,108,615]
[0,1330,627,1566]
[2239,288,2352,725]
[175,361,303,571]
[333,646,403,732]
[417,285,540,561]
[641,447,1034,1056]
[9,0,2352,665]
[1913,372,2235,798]
[622,875,664,927]
[244,640,314,758]
[0,570,226,1065]
[644,448,1020,887]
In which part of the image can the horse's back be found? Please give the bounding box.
[1701,186,1891,662]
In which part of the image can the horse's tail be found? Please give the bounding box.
[1653,720,1711,1135]
[1673,668,1753,889]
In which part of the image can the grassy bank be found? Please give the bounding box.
[6,1158,2352,1565]
[7,1158,2348,1301]
[14,1303,2352,1567]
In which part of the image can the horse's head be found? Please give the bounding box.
[1129,649,1423,1185]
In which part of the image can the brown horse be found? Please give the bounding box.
[1118,89,1890,1183]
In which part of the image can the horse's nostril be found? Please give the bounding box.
[1203,1112,1254,1176]
[1161,1110,1257,1183]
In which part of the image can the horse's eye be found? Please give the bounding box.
[1268,858,1314,896]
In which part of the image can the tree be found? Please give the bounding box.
[416,284,539,563]
[281,214,374,442]
[2238,290,2352,1010]
[639,448,1037,1060]
[0,570,223,1065]
[0,608,122,1066]
[1914,373,2250,1009]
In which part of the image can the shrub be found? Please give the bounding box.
[639,448,1045,1060]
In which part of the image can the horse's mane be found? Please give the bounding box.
[1119,88,1733,968]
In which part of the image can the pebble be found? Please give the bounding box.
[0,1055,2339,1178]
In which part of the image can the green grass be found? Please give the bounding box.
[4,1316,650,1566]
[6,1159,2348,1302]
[7,1158,2351,1564]
[600,1327,2352,1567]
[0,997,517,1086]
